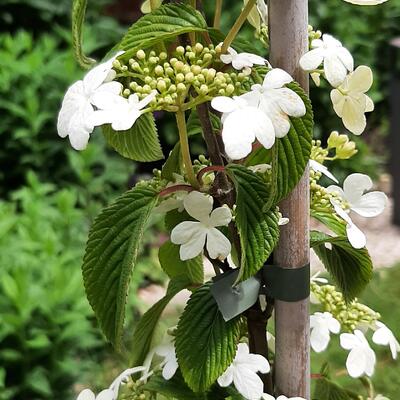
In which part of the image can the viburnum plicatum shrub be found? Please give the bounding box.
[58,0,397,399]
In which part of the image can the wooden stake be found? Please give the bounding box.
[269,0,310,398]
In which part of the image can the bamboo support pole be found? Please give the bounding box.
[269,0,310,398]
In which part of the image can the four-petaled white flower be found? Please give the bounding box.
[343,0,387,4]
[327,173,387,249]
[262,395,306,400]
[154,343,179,380]
[220,46,266,75]
[310,160,339,183]
[218,343,270,400]
[372,321,400,360]
[90,90,157,131]
[310,312,341,353]
[212,69,306,160]
[57,53,123,150]
[340,329,376,378]
[76,366,145,400]
[171,191,232,261]
[330,65,374,135]
[211,96,275,160]
[300,34,353,88]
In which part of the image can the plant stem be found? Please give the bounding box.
[189,0,197,44]
[221,0,256,53]
[214,0,223,29]
[175,110,199,189]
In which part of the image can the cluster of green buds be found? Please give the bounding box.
[327,131,358,160]
[311,282,380,332]
[124,364,163,400]
[308,25,322,45]
[112,44,249,111]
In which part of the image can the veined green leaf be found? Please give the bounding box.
[311,209,347,236]
[159,241,204,284]
[310,231,373,302]
[102,113,163,162]
[71,0,95,68]
[82,185,158,348]
[119,4,207,61]
[175,282,241,392]
[226,164,280,280]
[274,82,313,203]
[130,276,190,366]
[161,143,181,181]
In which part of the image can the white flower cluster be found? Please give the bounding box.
[300,34,374,135]
[212,67,306,160]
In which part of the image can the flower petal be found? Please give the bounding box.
[351,191,387,217]
[346,347,368,378]
[96,389,115,400]
[274,88,306,117]
[233,366,264,400]
[346,222,367,249]
[179,228,208,260]
[218,366,234,387]
[299,48,324,71]
[340,332,360,350]
[343,173,373,203]
[210,206,232,227]
[263,68,293,89]
[183,191,214,222]
[171,221,203,245]
[341,97,367,135]
[77,389,96,400]
[162,358,179,380]
[310,327,330,353]
[206,228,231,259]
[330,89,345,117]
[211,96,238,113]
[310,160,339,183]
[324,53,348,87]
[336,47,354,72]
[348,66,373,93]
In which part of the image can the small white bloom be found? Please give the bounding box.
[141,0,163,13]
[218,343,270,400]
[248,68,306,138]
[57,54,124,150]
[171,191,232,261]
[330,65,374,135]
[310,312,341,353]
[90,90,157,131]
[76,366,145,400]
[328,173,387,249]
[310,160,339,183]
[372,395,391,400]
[154,343,179,380]
[300,34,353,87]
[211,96,275,160]
[343,0,387,4]
[372,321,400,360]
[340,329,376,378]
[220,46,266,74]
[262,395,306,400]
[310,271,329,285]
[248,163,271,174]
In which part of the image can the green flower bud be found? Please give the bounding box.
[166,67,174,77]
[225,84,235,95]
[144,76,153,84]
[157,79,167,92]
[149,56,158,65]
[176,46,185,55]
[203,53,213,63]
[159,52,167,61]
[170,58,178,67]
[112,59,122,70]
[123,88,131,97]
[191,65,202,75]
[182,65,191,75]
[199,84,209,95]
[143,67,150,75]
[174,61,184,72]
[168,84,177,93]
[164,95,174,105]
[185,72,195,83]
[130,82,138,91]
[337,142,358,160]
[194,43,204,53]
[143,84,152,93]
[154,65,164,76]
[177,82,186,92]
[136,49,146,60]
[176,73,185,83]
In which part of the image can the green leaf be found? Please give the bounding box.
[102,113,163,162]
[161,143,182,181]
[130,276,190,366]
[82,185,159,348]
[71,0,95,68]
[311,209,347,236]
[159,241,204,284]
[187,109,221,137]
[175,282,241,392]
[310,231,373,302]
[119,4,207,60]
[226,164,280,280]
[274,82,313,203]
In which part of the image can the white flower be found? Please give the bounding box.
[246,0,268,32]
[372,396,391,400]
[262,395,306,400]
[247,68,306,138]
[57,53,123,150]
[171,191,232,260]
[328,173,387,249]
[248,163,271,174]
[211,96,275,160]
[76,367,145,400]
[372,322,400,360]
[340,330,376,378]
[220,46,266,74]
[330,66,374,135]
[310,312,340,353]
[343,0,387,4]
[141,0,163,13]
[90,90,157,131]
[300,34,353,87]
[211,69,306,160]
[310,160,338,183]
[154,343,179,380]
[218,343,270,400]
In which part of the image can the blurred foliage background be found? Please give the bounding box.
[0,0,399,398]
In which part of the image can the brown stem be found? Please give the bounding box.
[246,299,274,394]
[159,184,194,197]
[197,165,225,185]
